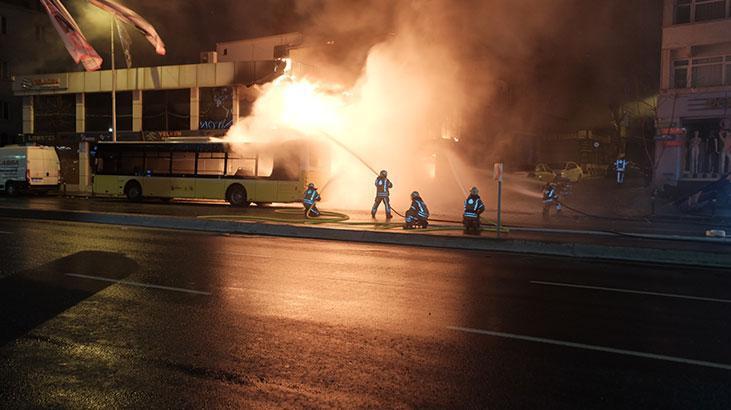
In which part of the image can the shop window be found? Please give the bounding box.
[142,89,190,131]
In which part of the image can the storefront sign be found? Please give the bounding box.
[656,127,686,136]
[19,76,67,91]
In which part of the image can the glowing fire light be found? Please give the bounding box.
[226,37,467,211]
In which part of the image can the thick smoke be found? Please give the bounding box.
[223,0,660,213]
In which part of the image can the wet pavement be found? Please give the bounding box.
[0,218,730,408]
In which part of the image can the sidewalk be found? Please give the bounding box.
[0,196,729,269]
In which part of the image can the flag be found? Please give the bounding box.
[89,0,166,56]
[40,0,103,71]
[115,19,133,68]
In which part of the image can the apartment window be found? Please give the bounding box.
[675,0,729,23]
[692,57,724,87]
[0,61,8,80]
[673,60,689,88]
[0,101,9,121]
[675,0,692,23]
[695,0,727,21]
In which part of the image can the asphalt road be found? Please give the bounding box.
[2,195,729,240]
[0,218,730,408]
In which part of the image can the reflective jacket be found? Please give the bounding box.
[463,194,485,218]
[543,185,558,201]
[303,188,321,205]
[375,177,392,197]
[615,159,628,172]
[409,198,430,219]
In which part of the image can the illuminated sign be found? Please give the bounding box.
[19,76,67,90]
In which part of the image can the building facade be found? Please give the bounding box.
[656,0,731,188]
[0,0,61,145]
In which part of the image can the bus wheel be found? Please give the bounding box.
[5,182,18,197]
[124,181,143,202]
[227,184,248,207]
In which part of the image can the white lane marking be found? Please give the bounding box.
[65,273,211,296]
[531,280,731,304]
[447,326,731,371]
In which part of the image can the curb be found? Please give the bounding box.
[1,206,730,269]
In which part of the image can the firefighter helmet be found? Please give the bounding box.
[411,191,419,199]
[470,186,479,196]
[307,182,316,189]
[379,170,387,177]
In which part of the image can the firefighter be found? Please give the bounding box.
[542,181,561,218]
[463,186,485,234]
[404,191,430,229]
[303,182,321,217]
[614,154,628,184]
[371,169,393,219]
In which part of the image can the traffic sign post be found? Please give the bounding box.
[494,162,504,238]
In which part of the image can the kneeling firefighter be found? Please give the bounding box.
[542,181,561,217]
[463,186,485,234]
[303,183,321,217]
[404,191,430,229]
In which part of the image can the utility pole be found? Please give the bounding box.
[111,16,117,143]
[494,162,504,238]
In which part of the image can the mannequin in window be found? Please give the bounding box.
[722,130,731,174]
[708,131,723,174]
[689,130,701,175]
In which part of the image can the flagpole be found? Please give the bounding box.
[111,15,117,143]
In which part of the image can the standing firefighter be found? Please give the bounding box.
[303,183,321,217]
[542,181,561,218]
[404,191,430,229]
[463,186,485,234]
[615,155,628,184]
[371,169,393,219]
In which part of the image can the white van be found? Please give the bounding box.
[0,145,61,195]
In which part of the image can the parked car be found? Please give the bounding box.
[558,161,584,182]
[0,144,61,196]
[530,163,556,182]
[529,162,584,183]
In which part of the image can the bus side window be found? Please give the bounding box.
[197,152,225,176]
[227,154,256,177]
[120,151,144,176]
[146,151,171,176]
[172,152,195,176]
[97,152,118,174]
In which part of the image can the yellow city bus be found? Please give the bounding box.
[92,139,329,206]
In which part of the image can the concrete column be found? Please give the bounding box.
[660,49,672,91]
[75,93,85,133]
[22,96,33,135]
[231,86,240,125]
[190,87,199,131]
[78,141,91,193]
[132,90,142,132]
